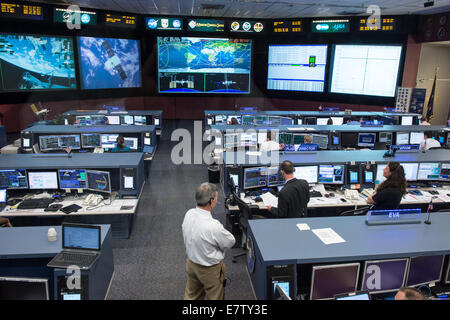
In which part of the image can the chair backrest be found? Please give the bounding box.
[235,195,252,230]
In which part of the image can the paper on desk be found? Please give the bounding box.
[297,223,310,231]
[261,192,278,208]
[312,228,346,245]
[246,151,262,156]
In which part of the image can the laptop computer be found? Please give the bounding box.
[47,223,101,270]
[0,189,6,212]
[335,291,371,300]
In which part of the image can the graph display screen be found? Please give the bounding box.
[330,45,402,97]
[0,33,76,91]
[157,37,252,94]
[267,45,327,93]
[78,36,141,89]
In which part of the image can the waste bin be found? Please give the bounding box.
[208,165,220,183]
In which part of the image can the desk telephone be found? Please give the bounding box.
[344,189,360,200]
[361,188,375,198]
[83,194,103,206]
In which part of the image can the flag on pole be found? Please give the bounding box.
[426,70,437,122]
[427,198,434,212]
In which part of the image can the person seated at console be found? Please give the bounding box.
[327,118,333,125]
[394,287,426,300]
[111,135,131,152]
[419,131,441,151]
[366,162,407,210]
[260,131,281,152]
[229,117,239,125]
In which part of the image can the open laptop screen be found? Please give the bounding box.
[62,224,101,251]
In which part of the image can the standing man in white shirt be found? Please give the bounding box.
[419,131,441,151]
[259,131,281,152]
[182,182,235,300]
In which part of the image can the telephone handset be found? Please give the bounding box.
[83,194,103,206]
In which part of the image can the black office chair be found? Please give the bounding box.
[232,194,266,263]
[339,206,370,216]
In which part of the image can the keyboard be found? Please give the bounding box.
[310,191,322,198]
[58,252,97,265]
[17,198,54,209]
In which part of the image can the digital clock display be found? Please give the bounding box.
[272,20,303,33]
[105,13,136,28]
[0,2,43,20]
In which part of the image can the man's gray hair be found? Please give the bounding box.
[196,183,218,206]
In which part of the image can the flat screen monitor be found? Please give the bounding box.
[239,132,257,148]
[39,135,60,151]
[406,255,444,287]
[330,45,402,97]
[58,169,87,189]
[123,137,138,150]
[59,135,81,149]
[361,258,409,294]
[267,45,328,93]
[310,263,360,300]
[101,134,119,149]
[312,134,328,149]
[401,116,413,125]
[375,164,387,184]
[134,115,146,125]
[106,115,120,125]
[358,133,376,147]
[0,33,76,91]
[279,133,293,145]
[0,189,5,203]
[0,169,28,189]
[157,37,252,94]
[0,277,49,300]
[214,115,227,125]
[281,117,293,125]
[363,169,375,184]
[348,169,360,184]
[409,132,425,145]
[318,165,344,184]
[227,115,241,124]
[304,117,316,125]
[396,132,409,145]
[294,166,318,184]
[86,170,111,193]
[90,115,106,125]
[81,133,101,148]
[335,291,370,300]
[400,163,419,181]
[379,132,393,144]
[121,115,134,125]
[316,118,329,125]
[267,166,284,187]
[78,36,141,89]
[417,163,441,180]
[242,115,255,125]
[341,132,358,148]
[28,171,58,189]
[331,117,344,125]
[243,167,267,190]
[76,116,91,125]
[293,134,306,145]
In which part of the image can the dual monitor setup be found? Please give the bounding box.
[240,162,450,190]
[0,169,111,194]
[212,115,294,126]
[73,115,158,126]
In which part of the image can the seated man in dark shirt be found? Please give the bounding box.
[367,162,407,210]
[267,160,310,218]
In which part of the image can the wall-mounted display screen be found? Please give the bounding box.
[267,45,327,93]
[105,13,136,28]
[330,45,402,97]
[0,33,76,91]
[157,37,252,94]
[78,36,141,90]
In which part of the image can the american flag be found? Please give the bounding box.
[427,198,434,212]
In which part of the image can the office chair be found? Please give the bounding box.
[339,206,370,216]
[232,194,266,263]
[30,103,50,121]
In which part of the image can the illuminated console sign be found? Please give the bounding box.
[272,20,303,33]
[146,17,183,30]
[105,13,136,28]
[359,17,396,31]
[0,2,43,20]
[53,7,97,25]
[312,19,350,33]
[188,19,225,32]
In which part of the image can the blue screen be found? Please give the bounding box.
[0,33,76,91]
[64,226,100,250]
[365,171,374,183]
[86,170,111,193]
[78,36,141,89]
[59,170,87,189]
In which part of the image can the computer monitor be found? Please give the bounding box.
[101,134,119,149]
[358,133,376,147]
[417,163,441,180]
[401,116,413,125]
[406,255,444,287]
[243,167,267,190]
[0,277,49,300]
[0,169,28,189]
[81,133,101,148]
[331,117,344,125]
[304,117,316,125]
[123,137,138,150]
[224,133,239,149]
[90,115,106,125]
[106,115,120,125]
[0,189,6,204]
[441,163,450,179]
[239,132,257,148]
[294,166,318,184]
[396,132,409,145]
[400,163,419,181]
[318,165,344,184]
[39,135,60,151]
[278,133,293,145]
[242,115,255,125]
[316,118,329,125]
[230,174,239,188]
[335,291,370,300]
[227,115,241,124]
[267,166,284,187]
[379,132,393,144]
[361,258,409,294]
[120,115,134,125]
[59,135,81,150]
[312,134,328,149]
[409,132,425,145]
[280,117,293,126]
[375,164,387,184]
[28,171,59,190]
[293,134,306,145]
[86,170,111,193]
[215,115,227,125]
[76,116,91,125]
[348,166,360,184]
[341,132,358,148]
[310,263,360,300]
[134,116,147,125]
[58,169,87,189]
[273,283,292,300]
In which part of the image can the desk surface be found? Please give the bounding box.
[0,225,110,259]
[249,213,450,265]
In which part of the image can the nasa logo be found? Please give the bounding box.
[81,13,90,24]
[147,18,157,29]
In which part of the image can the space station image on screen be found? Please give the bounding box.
[78,36,141,90]
[0,33,76,91]
[157,37,252,94]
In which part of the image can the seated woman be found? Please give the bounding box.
[111,135,131,152]
[366,162,407,210]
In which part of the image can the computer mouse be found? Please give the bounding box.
[329,193,335,197]
[340,198,347,202]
